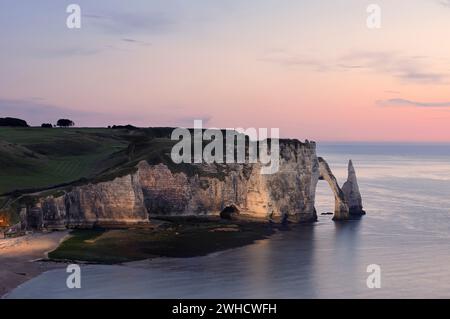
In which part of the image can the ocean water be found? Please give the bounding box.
[6,143,450,299]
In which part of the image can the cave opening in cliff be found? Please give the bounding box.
[220,205,240,220]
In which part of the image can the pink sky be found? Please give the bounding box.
[1,0,450,141]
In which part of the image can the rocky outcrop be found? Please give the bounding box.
[32,174,148,229]
[342,160,366,216]
[318,157,349,221]
[136,139,319,223]
[17,140,364,229]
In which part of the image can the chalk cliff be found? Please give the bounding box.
[18,140,364,229]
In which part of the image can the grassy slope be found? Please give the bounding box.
[0,126,249,226]
[0,128,130,194]
[0,126,253,196]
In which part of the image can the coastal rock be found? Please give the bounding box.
[317,157,349,221]
[135,140,320,222]
[342,160,366,216]
[18,140,362,228]
[38,173,148,229]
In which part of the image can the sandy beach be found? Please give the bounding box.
[0,231,69,298]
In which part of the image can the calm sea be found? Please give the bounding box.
[6,143,450,298]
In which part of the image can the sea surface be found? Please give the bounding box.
[6,143,450,298]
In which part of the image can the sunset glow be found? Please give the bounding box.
[1,0,450,141]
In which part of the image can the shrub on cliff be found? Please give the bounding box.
[57,119,75,128]
[111,124,138,130]
[0,117,29,127]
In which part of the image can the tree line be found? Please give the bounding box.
[0,117,75,128]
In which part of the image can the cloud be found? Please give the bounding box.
[438,0,450,7]
[0,98,158,127]
[34,12,166,58]
[340,52,447,84]
[37,47,105,58]
[0,98,212,128]
[377,98,450,108]
[263,50,448,84]
[121,38,152,46]
[259,53,330,72]
[85,12,174,36]
[0,98,103,126]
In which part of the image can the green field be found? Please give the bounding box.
[0,127,133,195]
[0,125,245,228]
[0,126,252,196]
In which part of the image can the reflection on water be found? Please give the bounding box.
[6,143,450,298]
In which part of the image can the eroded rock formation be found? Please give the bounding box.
[318,157,349,221]
[15,140,364,229]
[342,160,366,216]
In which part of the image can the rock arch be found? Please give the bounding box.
[317,157,349,220]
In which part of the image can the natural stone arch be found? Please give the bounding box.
[317,157,349,220]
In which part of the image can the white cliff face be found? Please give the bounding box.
[39,174,148,229]
[20,140,362,229]
[135,140,319,222]
[342,160,365,216]
[264,140,319,222]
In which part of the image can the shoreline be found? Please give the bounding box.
[47,217,277,264]
[0,231,69,298]
[1,217,278,297]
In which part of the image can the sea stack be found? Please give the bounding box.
[342,160,366,216]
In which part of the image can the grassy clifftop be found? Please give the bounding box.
[0,127,179,196]
[0,126,289,203]
[0,128,126,195]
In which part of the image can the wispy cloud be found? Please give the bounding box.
[438,0,450,7]
[377,98,450,108]
[0,98,101,126]
[85,12,174,36]
[36,47,105,58]
[260,53,330,72]
[340,52,446,84]
[0,97,212,128]
[263,50,448,84]
[121,38,152,46]
[36,11,167,57]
